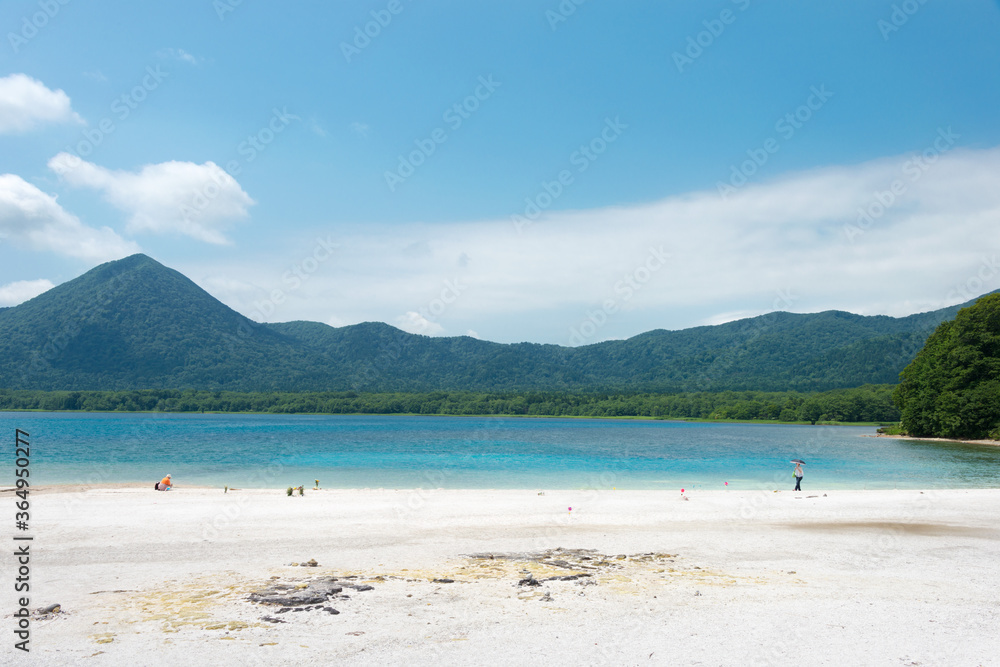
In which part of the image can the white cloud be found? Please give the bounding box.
[187,144,1000,344]
[0,74,84,134]
[396,311,444,336]
[699,310,766,327]
[49,154,255,244]
[0,279,55,306]
[0,174,140,261]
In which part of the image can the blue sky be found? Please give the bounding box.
[2,0,999,345]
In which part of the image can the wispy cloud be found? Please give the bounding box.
[48,154,255,245]
[350,121,370,138]
[0,174,140,261]
[0,74,84,134]
[190,144,1000,342]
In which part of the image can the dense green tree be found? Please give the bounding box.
[0,385,900,423]
[894,294,1000,439]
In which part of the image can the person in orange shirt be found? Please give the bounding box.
[156,474,172,491]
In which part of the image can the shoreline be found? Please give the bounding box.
[0,407,891,427]
[869,433,1000,447]
[20,487,1000,664]
[8,482,1000,494]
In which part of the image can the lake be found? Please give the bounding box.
[3,412,999,490]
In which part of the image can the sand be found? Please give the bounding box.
[5,486,1000,666]
[870,433,1000,447]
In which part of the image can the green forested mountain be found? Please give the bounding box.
[0,254,991,392]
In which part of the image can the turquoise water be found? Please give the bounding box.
[3,412,999,490]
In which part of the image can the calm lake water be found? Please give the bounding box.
[3,412,999,490]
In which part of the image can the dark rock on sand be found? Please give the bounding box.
[545,574,592,582]
[248,578,343,607]
[341,584,375,592]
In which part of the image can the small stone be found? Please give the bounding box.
[518,574,541,587]
[322,607,340,615]
[432,579,454,584]
[694,591,702,597]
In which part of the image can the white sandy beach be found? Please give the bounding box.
[5,486,1000,666]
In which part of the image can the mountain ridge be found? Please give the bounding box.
[0,253,991,392]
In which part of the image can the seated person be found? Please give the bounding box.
[155,474,173,491]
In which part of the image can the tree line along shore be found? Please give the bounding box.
[0,385,899,424]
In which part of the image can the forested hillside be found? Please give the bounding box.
[0,385,900,423]
[0,254,990,393]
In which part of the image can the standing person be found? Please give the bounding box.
[793,462,803,491]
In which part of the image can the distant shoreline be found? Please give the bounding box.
[0,407,890,428]
[868,433,1000,447]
